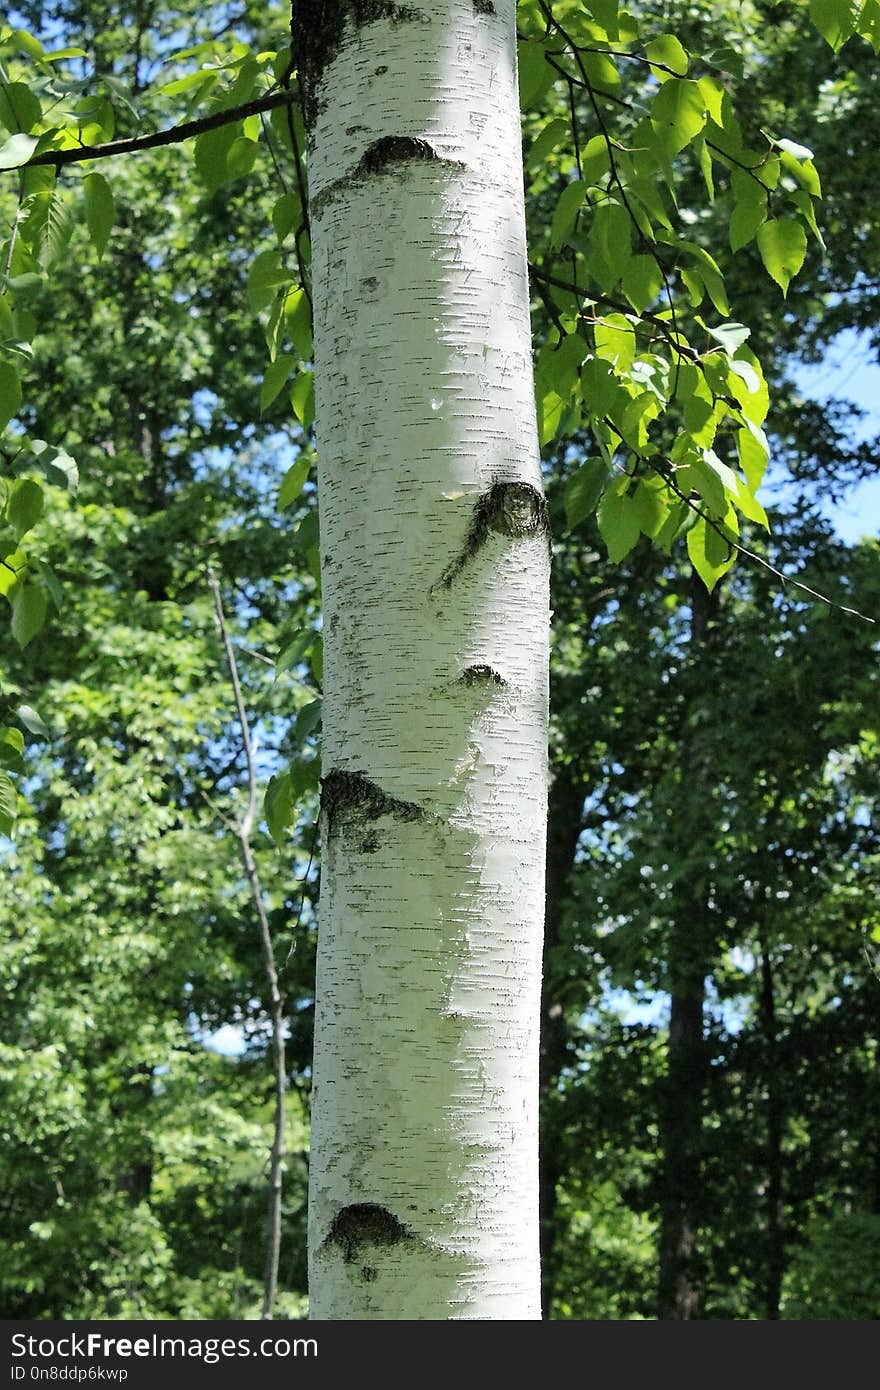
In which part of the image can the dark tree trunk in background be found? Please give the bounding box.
[657,575,717,1319]
[539,761,586,1317]
[658,966,705,1318]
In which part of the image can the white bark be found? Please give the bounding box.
[299,0,549,1319]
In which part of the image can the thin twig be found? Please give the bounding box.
[23,88,297,169]
[2,194,26,285]
[281,8,313,312]
[208,568,288,1320]
[283,815,319,972]
[529,262,704,364]
[652,465,876,623]
[538,0,688,396]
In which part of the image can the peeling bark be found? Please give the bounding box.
[295,2,426,130]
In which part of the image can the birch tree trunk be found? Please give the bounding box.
[295,0,549,1320]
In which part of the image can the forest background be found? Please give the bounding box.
[1,0,879,1320]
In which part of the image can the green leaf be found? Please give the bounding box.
[580,134,611,185]
[565,458,608,530]
[194,122,240,192]
[698,77,725,126]
[275,629,315,680]
[539,334,588,399]
[43,46,88,61]
[158,69,219,98]
[27,439,79,491]
[652,79,708,154]
[285,287,313,361]
[550,180,588,252]
[518,40,554,108]
[0,132,38,169]
[294,698,322,743]
[859,0,880,49]
[17,704,50,739]
[697,137,714,200]
[0,725,24,774]
[7,478,44,541]
[0,726,24,757]
[0,550,25,597]
[687,514,734,591]
[291,371,315,430]
[594,313,636,372]
[809,0,862,49]
[264,291,286,361]
[618,391,660,454]
[29,193,73,273]
[622,254,663,312]
[309,634,323,687]
[9,29,45,59]
[264,771,292,843]
[583,50,621,91]
[261,353,296,412]
[705,322,751,353]
[777,146,822,197]
[35,558,63,609]
[293,508,320,565]
[597,477,642,562]
[586,0,620,35]
[728,357,761,395]
[678,364,715,441]
[0,769,17,836]
[703,44,745,79]
[731,476,769,529]
[6,272,43,294]
[757,217,807,296]
[700,448,742,504]
[278,455,311,512]
[581,355,628,419]
[588,198,632,289]
[272,192,300,242]
[11,582,48,647]
[102,75,140,120]
[0,82,42,134]
[83,172,115,260]
[680,265,704,308]
[729,185,767,253]
[526,117,570,170]
[736,426,770,493]
[789,188,826,251]
[537,386,566,448]
[673,238,729,313]
[645,34,689,78]
[776,137,814,162]
[630,478,669,537]
[654,498,689,552]
[247,249,289,314]
[727,348,769,426]
[0,361,22,433]
[290,756,321,800]
[227,135,259,179]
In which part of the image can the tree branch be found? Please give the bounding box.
[529,262,704,365]
[209,568,288,1321]
[26,88,297,169]
[651,463,876,623]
